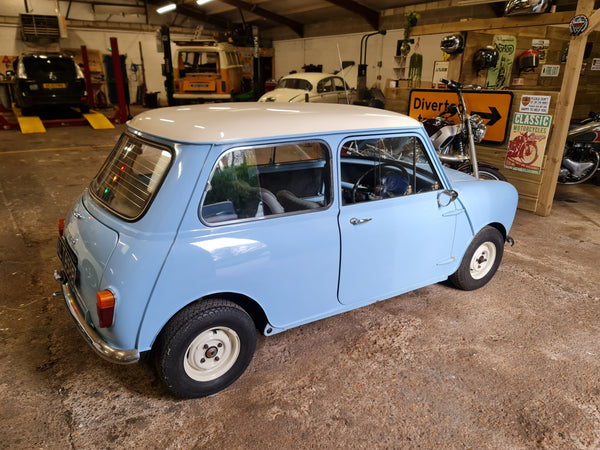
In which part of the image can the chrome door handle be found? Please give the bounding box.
[350,217,372,225]
[72,211,84,220]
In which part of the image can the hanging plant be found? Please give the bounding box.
[400,12,420,57]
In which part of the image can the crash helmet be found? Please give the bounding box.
[441,35,464,54]
[473,46,499,73]
[518,49,539,73]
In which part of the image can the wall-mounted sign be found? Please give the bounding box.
[408,89,513,143]
[540,65,560,77]
[486,35,517,90]
[532,39,549,64]
[570,14,589,36]
[505,112,552,175]
[519,95,550,114]
[431,61,449,88]
[592,58,600,71]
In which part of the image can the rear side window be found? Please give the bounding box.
[201,141,331,224]
[90,134,172,220]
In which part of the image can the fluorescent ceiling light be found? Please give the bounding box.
[196,0,213,5]
[157,3,177,14]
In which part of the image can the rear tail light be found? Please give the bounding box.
[97,290,115,328]
[58,218,65,237]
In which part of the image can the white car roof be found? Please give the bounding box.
[128,103,421,144]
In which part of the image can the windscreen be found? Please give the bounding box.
[90,134,172,220]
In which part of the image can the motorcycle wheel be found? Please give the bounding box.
[457,163,507,181]
[476,167,507,181]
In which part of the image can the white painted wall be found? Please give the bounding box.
[273,30,448,90]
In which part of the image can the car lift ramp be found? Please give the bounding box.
[16,114,46,134]
[83,110,115,129]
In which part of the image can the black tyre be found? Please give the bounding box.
[80,104,90,114]
[477,167,506,181]
[154,299,256,398]
[449,226,504,291]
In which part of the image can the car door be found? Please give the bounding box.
[337,135,460,305]
[316,77,338,103]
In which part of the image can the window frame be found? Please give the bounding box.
[339,133,444,205]
[199,139,334,227]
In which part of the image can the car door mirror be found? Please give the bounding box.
[438,189,458,207]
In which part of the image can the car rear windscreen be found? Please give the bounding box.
[90,134,172,220]
[23,56,78,81]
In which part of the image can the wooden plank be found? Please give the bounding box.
[517,195,538,213]
[411,11,574,36]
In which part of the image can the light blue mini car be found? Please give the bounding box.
[55,103,518,398]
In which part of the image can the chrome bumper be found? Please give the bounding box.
[54,271,139,364]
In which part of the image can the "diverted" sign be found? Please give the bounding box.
[408,89,514,143]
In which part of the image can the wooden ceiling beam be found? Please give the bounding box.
[324,0,379,30]
[177,2,230,29]
[218,0,304,37]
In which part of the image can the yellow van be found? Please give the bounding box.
[173,40,243,101]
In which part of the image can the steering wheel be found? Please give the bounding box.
[351,162,410,203]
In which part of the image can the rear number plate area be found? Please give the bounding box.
[57,236,78,286]
[43,83,67,89]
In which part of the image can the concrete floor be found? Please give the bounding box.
[1,115,599,449]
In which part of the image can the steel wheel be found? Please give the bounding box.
[468,241,497,280]
[183,327,241,382]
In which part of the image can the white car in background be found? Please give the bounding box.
[258,72,356,104]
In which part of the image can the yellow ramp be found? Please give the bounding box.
[84,111,115,130]
[17,115,46,134]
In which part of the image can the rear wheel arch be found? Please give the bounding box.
[150,292,268,351]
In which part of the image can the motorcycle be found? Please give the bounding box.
[558,112,600,185]
[422,78,506,181]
